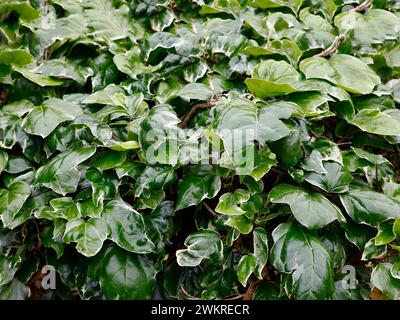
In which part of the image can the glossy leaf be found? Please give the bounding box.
[176,229,223,267]
[300,55,381,95]
[63,217,109,257]
[340,191,400,227]
[176,164,221,210]
[102,200,155,253]
[269,184,345,230]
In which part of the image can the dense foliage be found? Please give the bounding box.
[1,0,400,300]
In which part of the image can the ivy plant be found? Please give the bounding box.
[1,0,400,300]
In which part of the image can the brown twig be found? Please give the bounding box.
[224,294,245,300]
[269,167,285,175]
[202,202,219,218]
[243,278,261,300]
[180,284,201,300]
[178,96,222,128]
[353,0,373,12]
[317,35,347,58]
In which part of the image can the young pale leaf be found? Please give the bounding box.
[362,239,387,261]
[225,215,253,234]
[375,221,396,246]
[237,254,257,287]
[216,189,250,216]
[0,49,32,67]
[176,229,223,267]
[253,227,269,279]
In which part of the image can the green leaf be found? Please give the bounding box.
[253,281,283,300]
[170,83,213,102]
[0,49,32,66]
[93,150,127,171]
[143,201,175,254]
[213,97,292,178]
[349,109,400,136]
[176,229,223,267]
[102,200,155,254]
[345,222,375,251]
[237,254,257,286]
[215,189,250,216]
[253,227,269,279]
[32,59,93,85]
[300,54,381,95]
[139,104,182,165]
[0,279,29,300]
[0,1,40,21]
[35,146,96,195]
[225,215,253,234]
[340,190,400,227]
[394,218,400,239]
[176,164,221,210]
[351,147,391,166]
[49,197,81,220]
[95,245,157,300]
[22,98,83,138]
[309,0,337,21]
[375,221,396,246]
[371,263,400,300]
[0,149,8,173]
[269,184,345,230]
[63,217,109,257]
[0,256,18,286]
[250,0,303,14]
[335,9,400,46]
[14,68,64,87]
[2,99,34,117]
[245,60,300,98]
[362,238,386,260]
[391,262,400,280]
[270,221,334,299]
[83,0,135,42]
[183,60,208,83]
[0,181,30,229]
[113,47,161,80]
[304,162,352,193]
[4,155,31,174]
[134,164,175,198]
[85,168,117,206]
